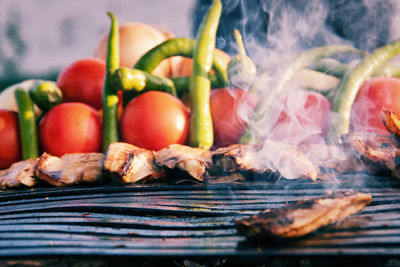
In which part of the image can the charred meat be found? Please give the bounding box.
[236,191,372,241]
[35,152,104,186]
[212,142,318,181]
[343,132,400,178]
[381,107,400,139]
[212,144,260,173]
[0,159,38,189]
[154,144,212,182]
[103,142,162,183]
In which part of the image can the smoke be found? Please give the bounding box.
[225,0,400,180]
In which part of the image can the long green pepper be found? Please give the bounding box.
[240,45,364,144]
[102,12,120,151]
[15,88,39,159]
[327,38,400,143]
[135,37,228,84]
[189,0,222,149]
[109,67,177,96]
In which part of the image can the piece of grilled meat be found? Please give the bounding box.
[154,144,212,182]
[381,107,400,139]
[236,191,372,241]
[103,142,162,183]
[212,142,318,181]
[35,152,105,186]
[212,144,260,173]
[343,132,400,178]
[0,159,38,189]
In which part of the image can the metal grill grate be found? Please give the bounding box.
[0,174,399,261]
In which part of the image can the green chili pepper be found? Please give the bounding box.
[240,45,364,144]
[170,75,221,96]
[227,29,257,90]
[309,58,349,79]
[109,67,177,96]
[327,39,400,143]
[29,80,62,112]
[311,58,400,79]
[110,67,224,97]
[135,37,228,83]
[189,0,222,149]
[102,12,120,151]
[15,88,39,159]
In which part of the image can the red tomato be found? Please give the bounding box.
[39,103,102,156]
[0,110,21,168]
[120,91,189,150]
[210,88,258,147]
[271,90,332,144]
[351,77,400,134]
[57,58,105,110]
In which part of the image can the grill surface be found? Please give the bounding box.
[0,174,399,262]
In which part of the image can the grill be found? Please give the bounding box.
[0,174,399,265]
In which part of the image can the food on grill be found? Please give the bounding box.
[155,144,212,182]
[212,142,318,181]
[103,142,162,183]
[3,2,400,187]
[212,144,258,173]
[381,107,400,138]
[0,158,38,189]
[235,191,372,241]
[35,152,104,186]
[343,132,400,178]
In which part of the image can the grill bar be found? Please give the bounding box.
[0,175,398,259]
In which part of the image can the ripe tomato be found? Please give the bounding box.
[39,103,102,156]
[271,90,332,144]
[120,91,189,151]
[210,88,258,147]
[351,77,400,134]
[0,110,21,169]
[57,58,105,110]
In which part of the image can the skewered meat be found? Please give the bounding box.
[235,191,372,241]
[154,144,212,182]
[35,152,104,186]
[381,107,400,138]
[0,159,38,189]
[212,141,318,181]
[103,142,162,183]
[212,144,261,173]
[343,132,400,178]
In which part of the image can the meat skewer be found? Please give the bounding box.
[154,144,212,182]
[103,142,162,183]
[35,152,105,187]
[235,191,372,241]
[0,159,38,189]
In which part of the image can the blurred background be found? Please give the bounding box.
[0,0,195,90]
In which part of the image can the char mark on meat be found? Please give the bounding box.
[343,132,400,178]
[212,142,318,181]
[235,191,372,241]
[35,152,105,186]
[154,144,212,182]
[381,107,400,139]
[103,142,162,183]
[0,159,38,189]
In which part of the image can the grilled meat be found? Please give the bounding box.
[212,144,261,173]
[0,159,38,189]
[381,107,400,138]
[35,152,104,186]
[343,132,400,178]
[212,142,318,181]
[154,144,212,182]
[236,191,372,241]
[103,142,162,183]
